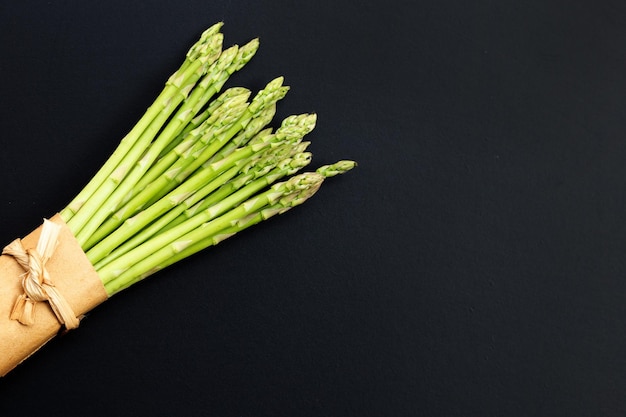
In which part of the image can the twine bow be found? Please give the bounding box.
[3,219,79,329]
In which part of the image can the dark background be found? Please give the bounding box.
[1,1,626,416]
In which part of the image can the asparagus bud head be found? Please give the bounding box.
[316,160,357,178]
[230,38,260,73]
[186,23,224,62]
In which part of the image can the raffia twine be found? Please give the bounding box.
[3,219,80,330]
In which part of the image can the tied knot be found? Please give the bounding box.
[3,219,79,330]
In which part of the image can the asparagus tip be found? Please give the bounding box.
[316,160,357,178]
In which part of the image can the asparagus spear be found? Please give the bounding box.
[86,139,296,265]
[155,38,260,161]
[102,171,328,294]
[144,118,314,244]
[91,142,313,270]
[135,87,253,192]
[66,35,224,237]
[89,164,243,270]
[107,78,288,225]
[61,24,224,223]
[184,113,317,217]
[96,152,321,286]
[52,23,357,301]
[156,161,356,273]
[73,40,265,248]
[79,88,253,250]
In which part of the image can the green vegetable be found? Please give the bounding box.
[58,23,356,296]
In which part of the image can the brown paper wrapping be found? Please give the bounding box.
[0,214,108,376]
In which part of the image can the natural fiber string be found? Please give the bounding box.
[3,219,80,329]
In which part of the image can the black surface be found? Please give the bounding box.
[1,1,626,416]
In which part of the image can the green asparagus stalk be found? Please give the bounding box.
[102,171,328,294]
[65,36,224,237]
[153,141,310,241]
[183,113,317,217]
[153,38,260,162]
[95,151,317,287]
[156,161,356,273]
[80,88,252,250]
[175,115,316,225]
[89,164,242,270]
[0,24,359,379]
[109,78,287,224]
[183,150,313,221]
[73,42,263,248]
[86,139,289,265]
[61,25,225,224]
[91,142,313,270]
[135,87,252,192]
[113,100,252,215]
[56,23,357,298]
[165,77,288,190]
[205,105,277,164]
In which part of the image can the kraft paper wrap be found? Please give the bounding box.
[0,214,107,376]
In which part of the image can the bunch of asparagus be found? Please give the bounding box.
[57,23,355,296]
